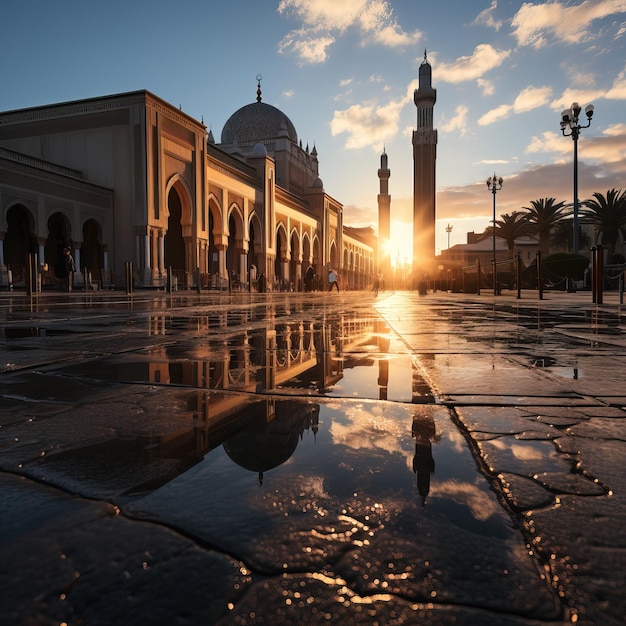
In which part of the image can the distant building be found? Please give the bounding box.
[0,82,375,290]
[438,233,539,267]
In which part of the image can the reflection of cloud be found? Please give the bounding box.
[330,403,404,455]
[277,0,421,65]
[511,0,626,49]
[510,443,544,462]
[436,480,499,521]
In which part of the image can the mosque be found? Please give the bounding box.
[0,77,376,291]
[0,54,438,292]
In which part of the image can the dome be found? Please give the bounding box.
[221,101,298,145]
[251,142,268,157]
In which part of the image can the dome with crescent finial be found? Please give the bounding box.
[221,101,298,144]
[221,75,298,145]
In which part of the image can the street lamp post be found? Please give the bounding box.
[446,223,453,249]
[560,101,594,256]
[486,173,503,296]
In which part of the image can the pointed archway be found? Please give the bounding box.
[82,219,103,273]
[46,212,72,278]
[165,186,185,272]
[5,204,37,283]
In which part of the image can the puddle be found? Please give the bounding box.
[57,314,429,401]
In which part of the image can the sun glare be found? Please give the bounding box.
[389,221,413,269]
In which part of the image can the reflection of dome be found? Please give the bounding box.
[223,401,319,483]
[221,102,298,144]
[223,426,299,474]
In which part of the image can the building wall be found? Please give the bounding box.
[0,91,373,290]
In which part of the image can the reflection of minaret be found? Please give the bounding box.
[412,413,436,507]
[412,49,438,276]
[375,320,390,400]
[377,149,391,287]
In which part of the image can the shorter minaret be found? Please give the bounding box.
[377,149,391,287]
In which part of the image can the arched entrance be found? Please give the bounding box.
[248,217,260,280]
[5,205,37,283]
[46,212,72,279]
[165,186,185,275]
[208,203,219,277]
[275,225,288,290]
[290,231,300,291]
[82,219,103,274]
[226,212,241,286]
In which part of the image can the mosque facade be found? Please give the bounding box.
[0,82,375,291]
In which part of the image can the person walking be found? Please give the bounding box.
[328,268,339,292]
[63,246,76,292]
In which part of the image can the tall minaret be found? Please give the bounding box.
[412,50,438,278]
[377,148,391,286]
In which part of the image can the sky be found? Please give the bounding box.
[2,0,626,259]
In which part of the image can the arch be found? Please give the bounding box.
[248,212,262,277]
[226,203,245,283]
[275,223,288,288]
[45,212,73,278]
[165,174,193,227]
[5,204,37,282]
[329,240,338,271]
[290,228,301,290]
[81,218,103,272]
[165,185,185,271]
[207,195,223,277]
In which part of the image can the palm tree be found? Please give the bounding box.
[551,219,591,252]
[522,198,568,257]
[480,212,534,253]
[580,188,626,262]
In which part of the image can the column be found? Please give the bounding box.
[158,230,165,273]
[239,252,247,283]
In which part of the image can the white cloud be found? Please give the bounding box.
[339,78,353,87]
[440,105,469,136]
[550,87,605,111]
[606,64,626,99]
[526,125,626,171]
[478,86,553,126]
[277,0,421,64]
[277,29,335,63]
[471,0,503,32]
[478,103,512,126]
[283,89,295,98]
[513,85,553,112]
[330,98,404,150]
[477,78,495,96]
[436,44,511,83]
[511,0,626,49]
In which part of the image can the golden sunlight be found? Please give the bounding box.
[389,220,413,269]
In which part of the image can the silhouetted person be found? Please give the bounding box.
[328,268,339,291]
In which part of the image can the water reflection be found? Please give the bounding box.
[412,412,436,506]
[70,309,429,402]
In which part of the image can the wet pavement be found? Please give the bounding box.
[0,289,624,625]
